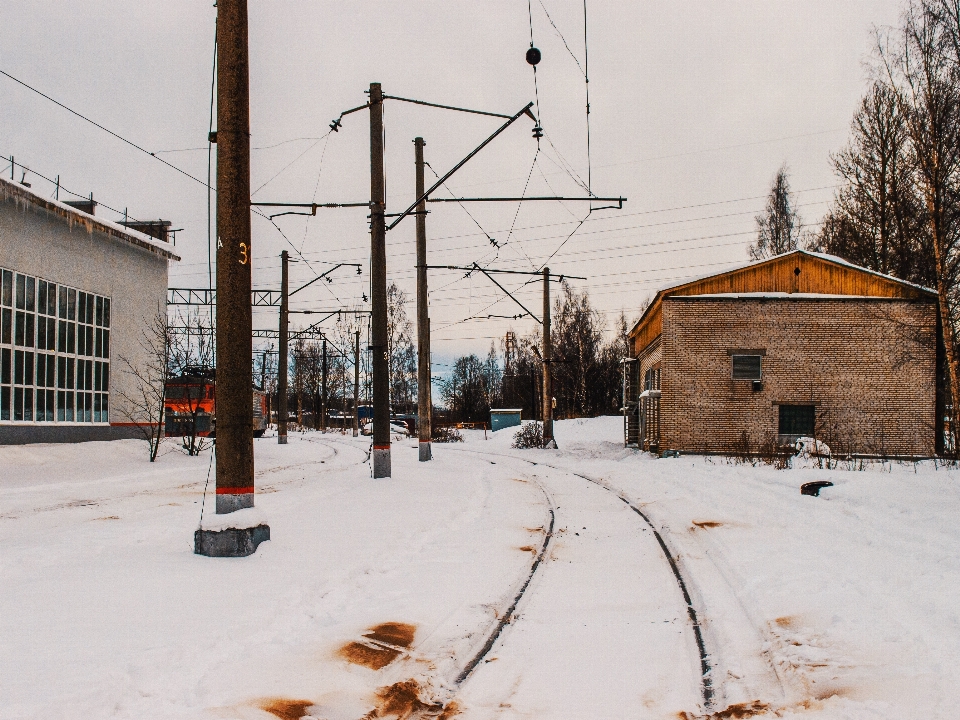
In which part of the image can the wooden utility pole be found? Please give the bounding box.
[542,267,555,448]
[214,0,255,511]
[320,337,327,431]
[278,250,289,444]
[369,82,391,477]
[354,329,360,437]
[415,137,432,461]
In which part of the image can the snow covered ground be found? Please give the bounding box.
[2,419,959,719]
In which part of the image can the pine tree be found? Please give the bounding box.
[749,166,801,261]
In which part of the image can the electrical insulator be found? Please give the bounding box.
[532,125,544,139]
[526,47,542,66]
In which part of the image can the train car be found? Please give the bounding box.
[252,387,268,437]
[164,372,269,439]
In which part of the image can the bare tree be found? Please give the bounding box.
[749,166,802,260]
[167,310,215,456]
[116,311,171,462]
[387,283,417,413]
[879,0,960,450]
[819,79,934,285]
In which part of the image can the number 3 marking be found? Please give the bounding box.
[239,243,249,265]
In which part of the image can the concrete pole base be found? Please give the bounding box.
[194,525,270,557]
[373,447,391,478]
[418,441,432,462]
[278,434,288,445]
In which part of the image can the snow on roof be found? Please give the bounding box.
[797,249,935,294]
[0,175,180,261]
[674,292,933,300]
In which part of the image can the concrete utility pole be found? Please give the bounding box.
[278,250,289,444]
[215,0,254,509]
[415,137,432,461]
[542,267,556,448]
[369,82,391,477]
[354,329,360,437]
[320,337,327,431]
[197,0,268,557]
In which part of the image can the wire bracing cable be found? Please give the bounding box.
[207,18,218,292]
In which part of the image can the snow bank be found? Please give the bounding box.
[198,505,268,531]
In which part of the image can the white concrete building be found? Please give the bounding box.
[0,176,179,443]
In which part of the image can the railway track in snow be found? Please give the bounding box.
[447,445,715,712]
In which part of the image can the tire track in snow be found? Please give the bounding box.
[450,446,715,710]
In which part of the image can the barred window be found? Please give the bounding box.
[0,267,110,424]
[732,354,762,380]
[779,405,815,436]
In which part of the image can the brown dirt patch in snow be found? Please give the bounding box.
[677,701,770,719]
[363,622,416,648]
[259,698,314,720]
[774,615,798,628]
[339,641,402,670]
[692,520,723,529]
[362,679,457,719]
[517,545,537,553]
[339,622,417,670]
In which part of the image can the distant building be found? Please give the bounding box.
[625,250,940,458]
[0,176,179,443]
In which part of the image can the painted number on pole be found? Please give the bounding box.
[239,243,249,265]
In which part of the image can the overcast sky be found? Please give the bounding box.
[1,0,907,369]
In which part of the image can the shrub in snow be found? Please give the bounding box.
[795,437,831,458]
[432,426,463,443]
[512,421,544,449]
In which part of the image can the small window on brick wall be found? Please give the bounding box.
[779,405,815,436]
[732,354,761,380]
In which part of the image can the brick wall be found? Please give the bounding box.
[658,296,938,457]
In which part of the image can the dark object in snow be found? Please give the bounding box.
[800,481,834,497]
[195,525,270,557]
[662,449,680,458]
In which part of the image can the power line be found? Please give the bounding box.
[0,69,210,189]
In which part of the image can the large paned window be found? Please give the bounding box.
[0,267,110,424]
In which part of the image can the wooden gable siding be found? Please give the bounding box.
[630,251,934,355]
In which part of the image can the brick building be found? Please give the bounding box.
[625,250,940,458]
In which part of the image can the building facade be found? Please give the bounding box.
[627,250,940,458]
[0,176,178,443]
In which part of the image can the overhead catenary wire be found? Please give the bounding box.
[171,196,831,282]
[251,130,333,197]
